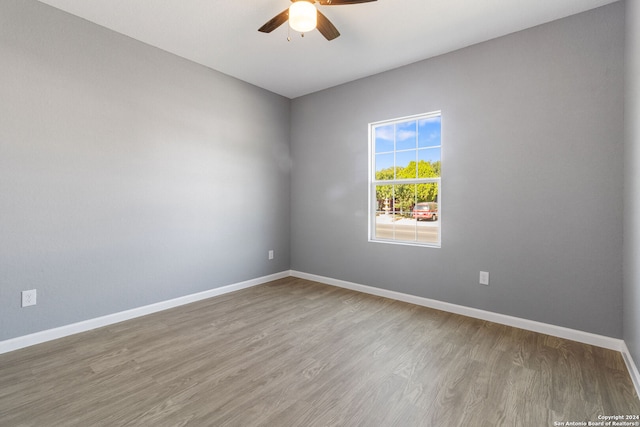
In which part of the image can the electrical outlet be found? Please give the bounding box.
[268,250,274,260]
[22,289,37,307]
[479,271,489,286]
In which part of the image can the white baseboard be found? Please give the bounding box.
[291,270,640,398]
[621,342,640,399]
[4,268,638,398]
[0,271,290,355]
[290,270,625,352]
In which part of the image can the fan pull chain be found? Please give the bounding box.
[286,26,307,41]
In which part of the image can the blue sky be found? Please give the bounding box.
[374,116,441,171]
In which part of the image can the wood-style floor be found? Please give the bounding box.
[1,277,638,426]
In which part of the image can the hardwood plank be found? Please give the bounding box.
[0,277,638,426]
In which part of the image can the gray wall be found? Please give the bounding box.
[0,1,291,341]
[0,0,629,345]
[624,0,640,368]
[291,3,625,338]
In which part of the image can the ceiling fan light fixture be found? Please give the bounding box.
[289,1,317,33]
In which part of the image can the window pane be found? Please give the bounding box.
[375,153,394,180]
[375,184,394,214]
[418,116,441,148]
[396,150,417,179]
[416,182,438,203]
[396,121,417,151]
[415,184,439,245]
[375,184,395,240]
[395,184,415,217]
[418,148,441,178]
[375,124,394,153]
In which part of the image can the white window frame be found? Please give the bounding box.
[368,111,442,248]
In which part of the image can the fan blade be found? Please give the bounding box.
[316,10,340,40]
[317,0,376,4]
[258,9,289,33]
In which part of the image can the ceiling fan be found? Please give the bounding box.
[258,0,377,41]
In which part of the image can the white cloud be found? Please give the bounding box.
[375,126,394,141]
[397,130,416,141]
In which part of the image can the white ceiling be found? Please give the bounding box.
[37,0,618,99]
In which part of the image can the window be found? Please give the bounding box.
[368,111,441,247]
